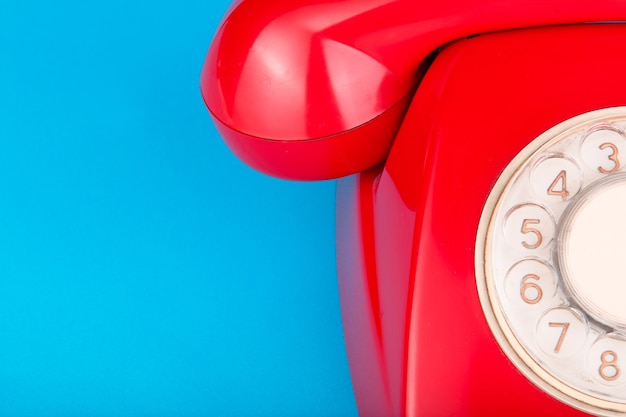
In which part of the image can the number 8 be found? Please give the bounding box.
[600,350,620,382]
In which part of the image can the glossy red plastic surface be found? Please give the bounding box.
[336,24,626,416]
[202,0,626,179]
[336,169,392,415]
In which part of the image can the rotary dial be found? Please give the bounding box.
[477,107,626,415]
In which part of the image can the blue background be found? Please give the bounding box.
[1,0,357,415]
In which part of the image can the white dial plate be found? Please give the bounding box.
[560,177,626,329]
[476,107,626,415]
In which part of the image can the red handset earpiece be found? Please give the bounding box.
[202,0,626,180]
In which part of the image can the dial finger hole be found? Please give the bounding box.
[581,128,626,175]
[587,334,626,386]
[536,307,588,358]
[504,259,557,308]
[531,155,582,202]
[504,204,555,250]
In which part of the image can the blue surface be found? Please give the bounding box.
[0,1,357,415]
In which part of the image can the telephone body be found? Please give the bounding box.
[201,1,626,416]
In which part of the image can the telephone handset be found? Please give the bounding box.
[202,1,626,416]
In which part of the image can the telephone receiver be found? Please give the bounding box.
[202,1,626,416]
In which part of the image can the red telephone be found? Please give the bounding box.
[201,1,626,415]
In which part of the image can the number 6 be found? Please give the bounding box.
[521,274,543,304]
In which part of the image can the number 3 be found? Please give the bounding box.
[599,142,620,174]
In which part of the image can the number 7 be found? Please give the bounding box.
[548,322,570,353]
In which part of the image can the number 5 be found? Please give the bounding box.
[521,219,542,249]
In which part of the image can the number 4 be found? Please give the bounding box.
[547,170,569,200]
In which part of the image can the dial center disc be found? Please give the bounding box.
[559,175,626,328]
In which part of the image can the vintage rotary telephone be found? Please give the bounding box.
[201,1,626,415]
